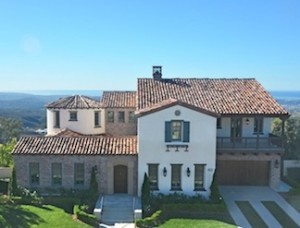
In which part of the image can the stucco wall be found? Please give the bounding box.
[13,154,137,195]
[217,117,273,138]
[138,105,217,198]
[47,108,105,135]
[105,108,137,136]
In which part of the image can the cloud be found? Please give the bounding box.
[21,35,42,54]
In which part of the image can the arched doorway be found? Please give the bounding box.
[114,165,128,193]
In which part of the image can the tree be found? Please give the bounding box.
[210,170,222,203]
[0,117,22,144]
[0,138,17,167]
[9,166,19,196]
[272,115,300,159]
[89,166,98,199]
[141,173,151,214]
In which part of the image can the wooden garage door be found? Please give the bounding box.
[217,160,270,185]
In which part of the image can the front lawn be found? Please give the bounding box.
[159,218,236,228]
[0,204,91,227]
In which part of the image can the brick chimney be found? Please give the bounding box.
[153,66,162,80]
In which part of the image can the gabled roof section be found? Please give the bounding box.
[46,95,101,109]
[137,78,288,116]
[100,91,136,108]
[136,98,219,117]
[12,136,137,155]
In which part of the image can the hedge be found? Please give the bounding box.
[73,204,97,227]
[43,197,80,214]
[136,210,162,228]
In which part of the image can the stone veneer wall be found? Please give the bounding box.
[105,108,137,136]
[217,153,281,188]
[13,154,138,195]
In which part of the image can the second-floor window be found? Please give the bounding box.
[69,111,78,121]
[54,111,60,128]
[108,111,114,123]
[128,111,136,123]
[118,111,125,123]
[254,118,263,134]
[94,111,101,127]
[165,120,190,142]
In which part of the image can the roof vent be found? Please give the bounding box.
[153,66,162,80]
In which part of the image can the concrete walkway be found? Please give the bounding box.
[219,186,300,228]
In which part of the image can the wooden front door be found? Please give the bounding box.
[114,165,128,193]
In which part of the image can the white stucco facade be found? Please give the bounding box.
[217,117,273,138]
[47,108,105,135]
[138,105,217,198]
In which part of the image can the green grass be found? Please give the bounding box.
[236,201,267,228]
[159,219,236,228]
[262,201,299,228]
[0,204,91,228]
[281,191,300,213]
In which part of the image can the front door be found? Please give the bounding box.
[231,118,242,142]
[114,165,128,193]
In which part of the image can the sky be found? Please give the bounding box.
[0,0,299,92]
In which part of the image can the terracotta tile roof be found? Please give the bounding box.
[137,78,288,116]
[51,129,85,137]
[46,95,101,109]
[100,91,136,108]
[136,98,219,117]
[12,136,137,155]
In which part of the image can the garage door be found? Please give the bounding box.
[216,160,270,185]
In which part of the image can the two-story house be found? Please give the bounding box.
[12,67,289,199]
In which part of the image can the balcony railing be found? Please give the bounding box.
[217,135,284,152]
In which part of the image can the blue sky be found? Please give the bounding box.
[0,0,299,91]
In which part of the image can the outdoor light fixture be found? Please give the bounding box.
[187,167,191,177]
[275,159,279,168]
[163,167,167,177]
[246,118,250,125]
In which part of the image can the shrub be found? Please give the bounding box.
[10,167,18,196]
[0,214,9,227]
[141,173,151,215]
[0,194,13,204]
[89,166,98,200]
[15,187,43,205]
[136,210,162,228]
[210,171,222,203]
[73,204,97,226]
[43,196,80,213]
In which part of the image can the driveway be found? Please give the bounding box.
[219,186,300,228]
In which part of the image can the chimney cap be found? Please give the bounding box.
[153,66,162,80]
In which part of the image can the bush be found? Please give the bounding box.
[43,196,80,214]
[136,210,162,228]
[73,204,97,226]
[0,214,9,227]
[14,187,43,205]
[0,194,13,204]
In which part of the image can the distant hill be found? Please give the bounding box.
[0,92,100,129]
[0,90,299,130]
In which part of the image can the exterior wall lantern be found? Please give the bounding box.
[163,167,167,177]
[246,118,250,125]
[186,167,191,177]
[275,159,279,168]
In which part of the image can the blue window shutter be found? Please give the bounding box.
[165,121,171,142]
[183,121,190,142]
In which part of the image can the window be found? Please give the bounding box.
[118,111,125,123]
[69,111,77,121]
[165,121,190,142]
[74,163,84,186]
[148,164,159,190]
[128,111,136,123]
[107,111,114,123]
[54,111,60,128]
[52,163,62,186]
[29,163,39,185]
[171,164,182,190]
[217,118,222,129]
[254,117,263,134]
[194,164,205,191]
[94,111,101,127]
